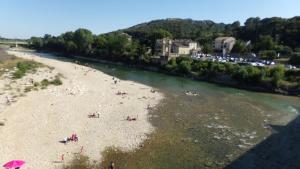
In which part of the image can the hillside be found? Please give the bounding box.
[122,17,300,53]
[124,18,226,40]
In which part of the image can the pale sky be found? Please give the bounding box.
[0,0,299,39]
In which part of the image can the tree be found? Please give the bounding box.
[202,43,213,54]
[147,29,172,53]
[97,33,139,61]
[278,46,293,57]
[254,35,276,52]
[259,50,277,60]
[65,41,77,53]
[178,60,192,73]
[29,37,43,49]
[233,66,249,83]
[271,65,285,87]
[242,17,261,41]
[150,29,172,39]
[246,66,261,83]
[165,58,178,71]
[62,32,75,41]
[231,40,248,54]
[290,53,300,66]
[74,29,94,55]
[137,44,151,63]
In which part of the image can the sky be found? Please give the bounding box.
[0,0,299,39]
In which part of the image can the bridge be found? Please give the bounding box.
[0,40,28,47]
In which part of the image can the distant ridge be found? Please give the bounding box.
[121,18,227,40]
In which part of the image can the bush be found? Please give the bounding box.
[41,79,50,87]
[34,82,40,87]
[40,77,62,88]
[51,77,63,86]
[165,58,177,71]
[289,53,300,66]
[224,63,236,74]
[246,66,261,83]
[259,50,277,60]
[233,66,249,83]
[279,46,293,56]
[13,61,39,79]
[13,70,26,79]
[270,65,285,87]
[178,60,192,74]
[24,86,34,92]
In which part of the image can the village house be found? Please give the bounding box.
[213,37,236,54]
[155,38,200,64]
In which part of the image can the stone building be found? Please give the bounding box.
[213,37,236,54]
[155,38,200,64]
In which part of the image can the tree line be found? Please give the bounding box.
[165,57,299,92]
[30,29,145,63]
[30,17,300,65]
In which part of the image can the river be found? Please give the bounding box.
[68,60,298,169]
[33,52,300,168]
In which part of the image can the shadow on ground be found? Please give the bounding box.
[225,116,300,169]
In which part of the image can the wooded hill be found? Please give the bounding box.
[123,17,300,59]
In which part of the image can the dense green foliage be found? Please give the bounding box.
[30,29,142,63]
[290,53,300,66]
[124,17,300,56]
[165,57,299,89]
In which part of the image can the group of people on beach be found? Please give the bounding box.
[88,112,100,118]
[112,77,120,85]
[126,116,137,121]
[116,91,127,96]
[62,133,78,144]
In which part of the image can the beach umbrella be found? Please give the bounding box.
[3,160,25,169]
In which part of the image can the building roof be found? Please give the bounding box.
[215,37,236,43]
[173,39,197,47]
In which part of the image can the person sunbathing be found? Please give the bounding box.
[126,116,137,121]
[74,134,78,142]
[69,134,78,142]
[88,112,100,118]
[117,91,127,96]
[88,114,94,118]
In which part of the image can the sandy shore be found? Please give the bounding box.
[0,50,163,169]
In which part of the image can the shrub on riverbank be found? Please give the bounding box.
[23,75,63,92]
[13,61,40,79]
[165,57,300,91]
[51,76,63,85]
[62,155,98,169]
